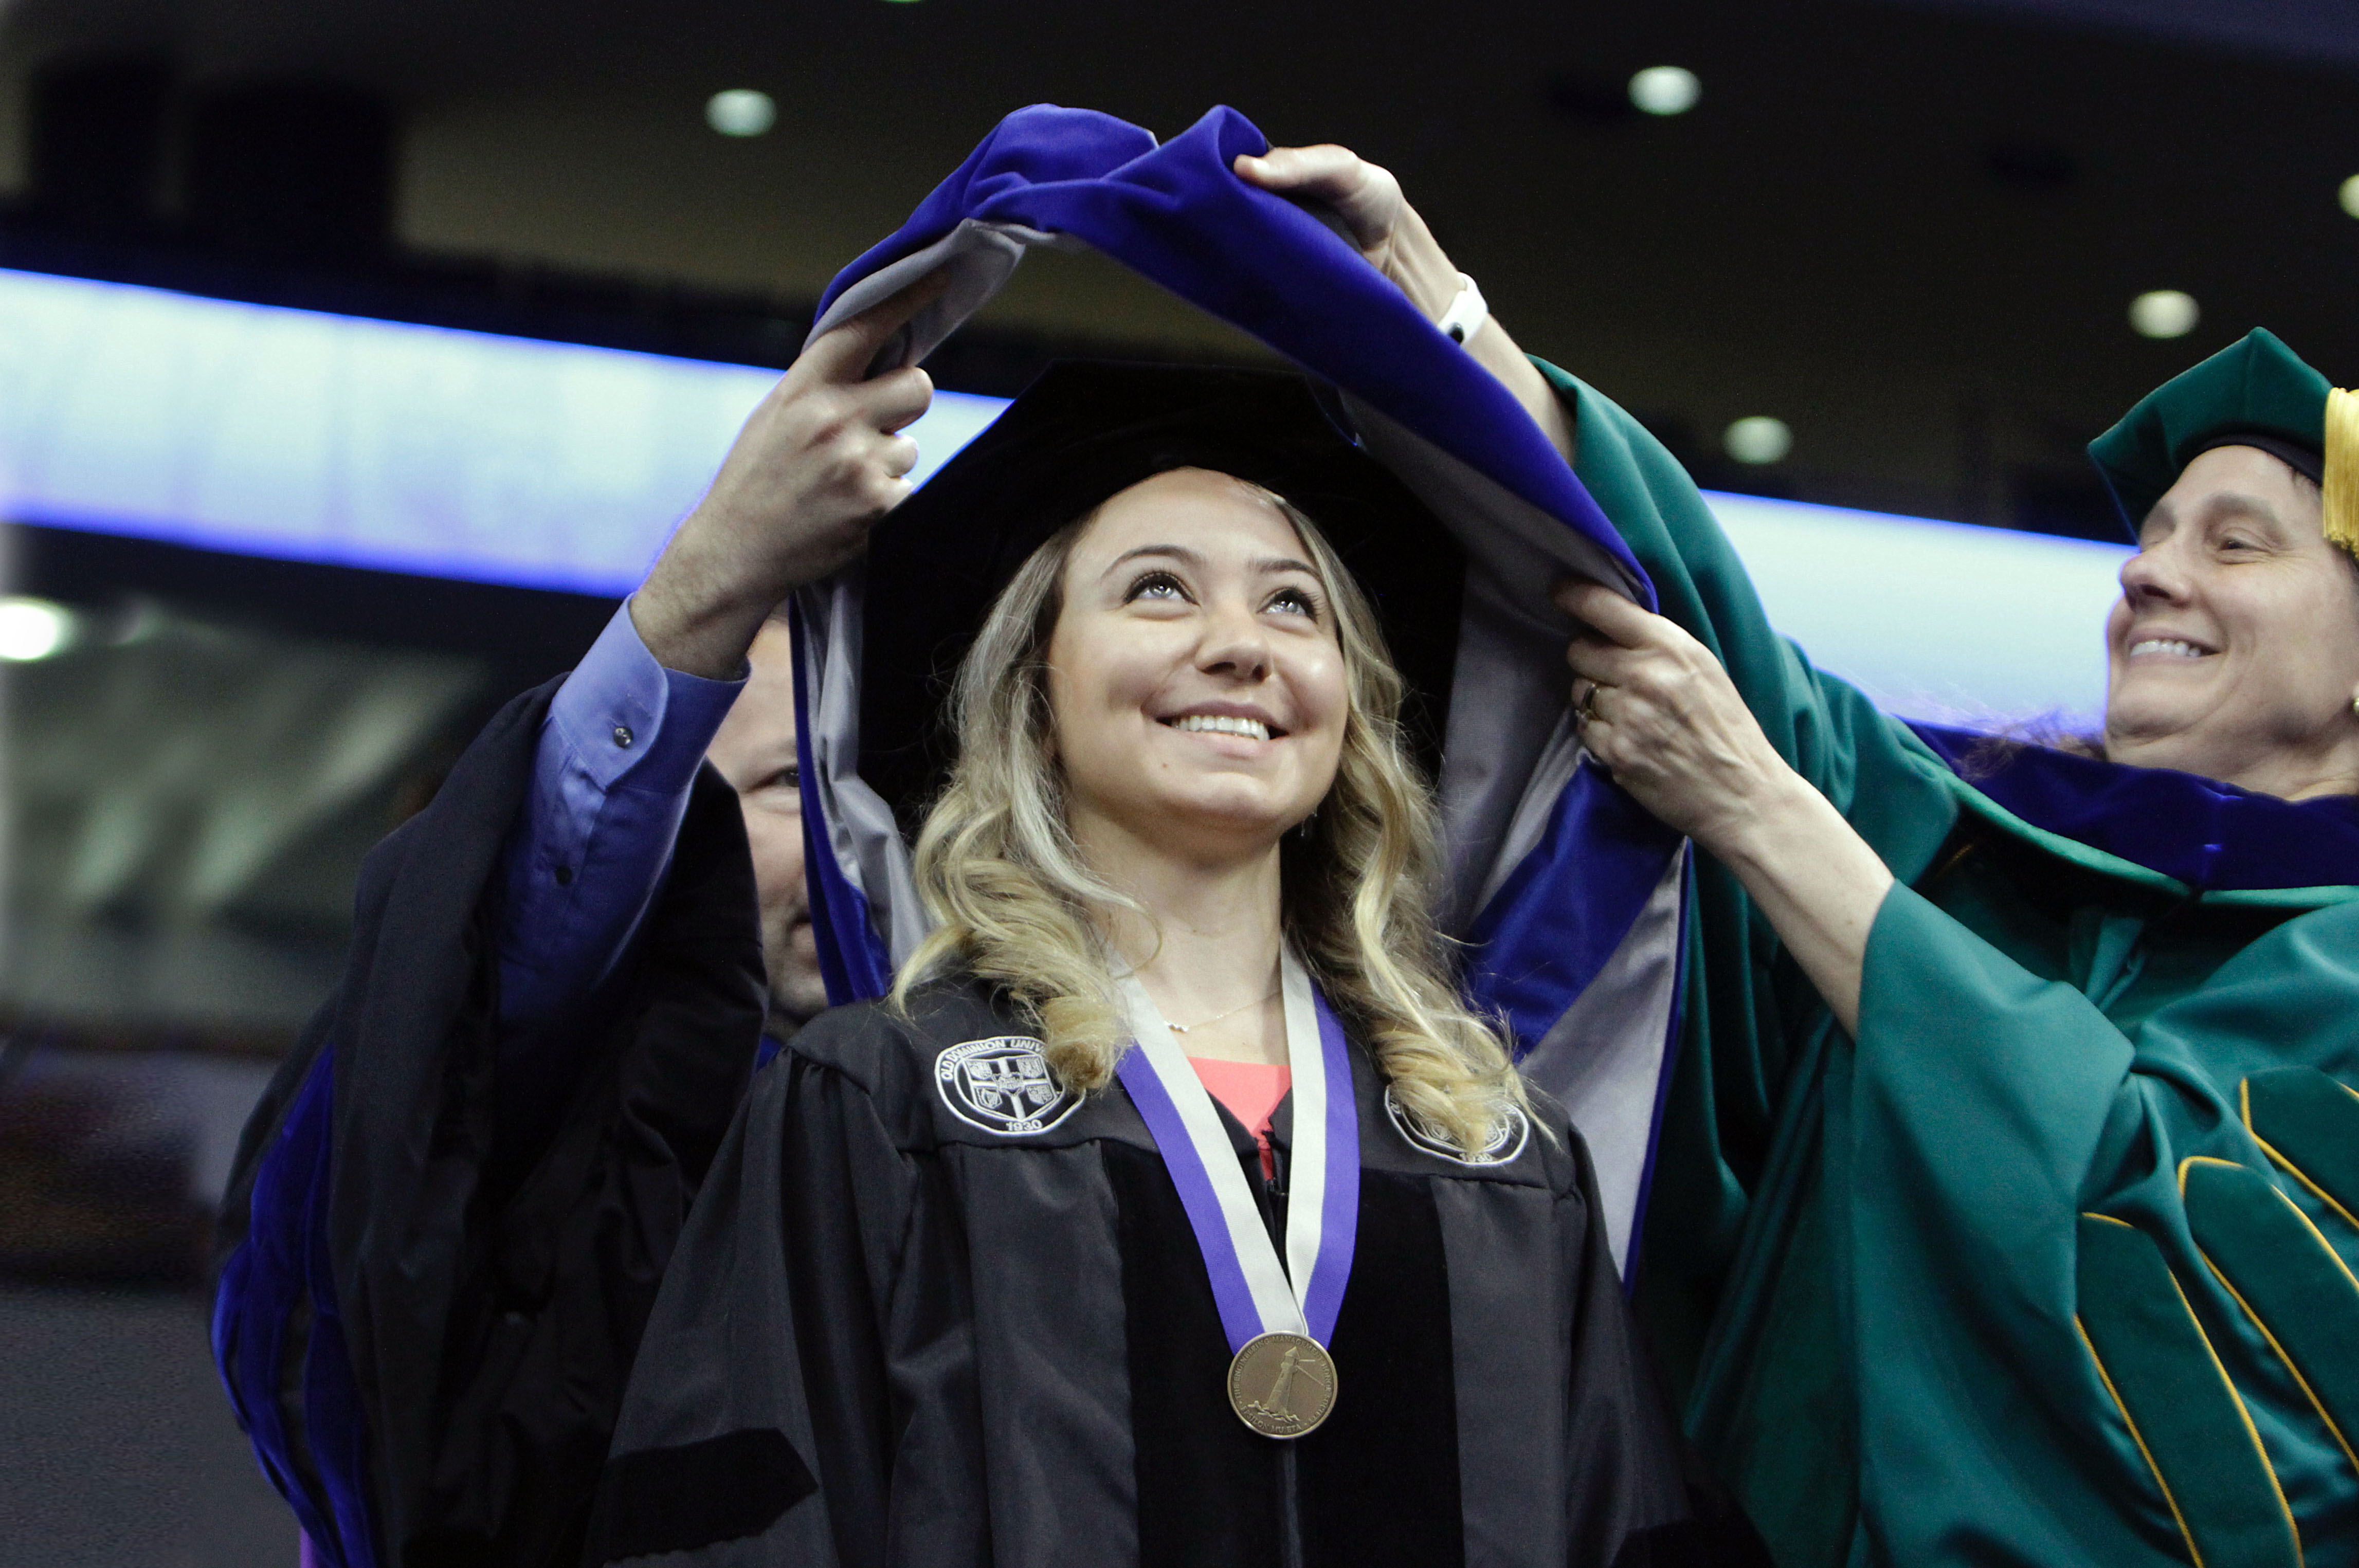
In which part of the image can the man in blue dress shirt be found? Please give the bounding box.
[496,612,825,1089]
[485,285,935,1155]
[213,284,939,1567]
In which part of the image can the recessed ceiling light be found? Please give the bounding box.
[2339,174,2359,220]
[1628,67,1700,117]
[2129,289,2199,340]
[1725,416,1791,465]
[705,89,777,138]
[0,597,74,661]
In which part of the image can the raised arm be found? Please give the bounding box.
[1552,581,1893,1032]
[631,275,942,679]
[1234,145,1574,461]
[1240,146,1939,1034]
[492,279,942,1132]
[213,278,950,1568]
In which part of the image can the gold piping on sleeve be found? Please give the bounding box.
[2076,1298,2204,1567]
[2243,1079,2359,1236]
[2181,1160,2359,1471]
[2162,1171,2306,1562]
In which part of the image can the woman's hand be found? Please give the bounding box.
[1235,144,1576,459]
[1232,144,1462,321]
[632,275,947,678]
[1553,580,1794,846]
[1554,578,1894,1034]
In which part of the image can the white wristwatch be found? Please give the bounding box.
[1436,272,1489,346]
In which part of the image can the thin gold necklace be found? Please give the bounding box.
[1167,988,1281,1035]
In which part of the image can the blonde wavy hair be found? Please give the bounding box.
[892,473,1529,1157]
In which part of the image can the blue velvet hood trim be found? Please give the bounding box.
[1910,721,2359,892]
[810,102,1650,608]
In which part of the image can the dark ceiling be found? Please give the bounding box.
[6,0,2359,535]
[1882,0,2359,71]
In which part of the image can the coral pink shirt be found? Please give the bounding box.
[1187,1058,1293,1179]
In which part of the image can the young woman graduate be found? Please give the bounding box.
[212,106,1757,1567]
[1244,151,2359,1567]
[588,360,1723,1567]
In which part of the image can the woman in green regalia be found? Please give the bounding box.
[1239,148,2359,1566]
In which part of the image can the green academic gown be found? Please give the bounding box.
[1539,360,2359,1568]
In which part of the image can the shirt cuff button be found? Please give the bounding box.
[611,725,634,749]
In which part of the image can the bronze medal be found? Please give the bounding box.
[1117,959,1357,1445]
[1226,1330,1338,1439]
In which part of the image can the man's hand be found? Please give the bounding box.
[633,275,946,678]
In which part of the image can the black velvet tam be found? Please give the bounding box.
[858,361,1465,833]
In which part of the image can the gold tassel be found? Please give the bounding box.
[2326,387,2359,556]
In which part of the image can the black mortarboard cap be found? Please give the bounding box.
[858,361,1465,831]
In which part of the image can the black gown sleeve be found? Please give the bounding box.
[589,1009,989,1568]
[210,680,769,1568]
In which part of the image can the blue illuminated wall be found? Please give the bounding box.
[1710,492,2125,725]
[0,267,1007,598]
[0,266,2129,723]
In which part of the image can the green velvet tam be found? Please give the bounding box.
[2089,328,2332,537]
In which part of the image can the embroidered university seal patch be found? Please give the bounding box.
[935,1036,1081,1136]
[1383,1084,1530,1168]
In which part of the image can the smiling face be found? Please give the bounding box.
[2102,443,2359,797]
[1044,468,1350,863]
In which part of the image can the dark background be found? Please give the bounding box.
[2,1,2355,1560]
[10,0,2359,527]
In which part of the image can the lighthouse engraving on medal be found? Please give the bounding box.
[1227,1330,1338,1439]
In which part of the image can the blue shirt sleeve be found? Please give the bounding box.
[495,600,744,1052]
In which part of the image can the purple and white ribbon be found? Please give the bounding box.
[1115,951,1359,1352]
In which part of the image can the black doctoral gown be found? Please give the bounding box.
[585,980,1730,1568]
[211,681,771,1568]
[212,672,1756,1568]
